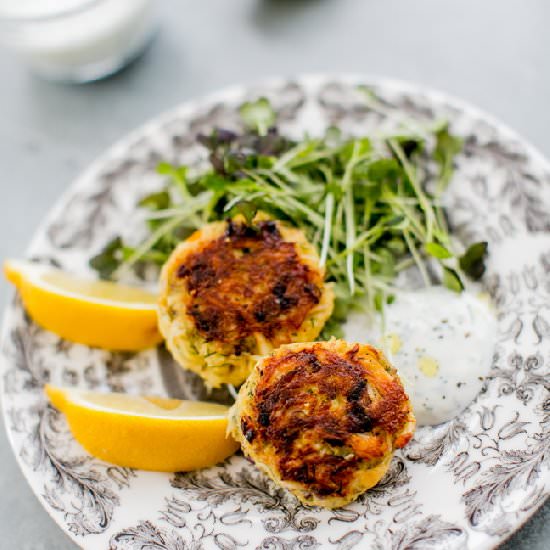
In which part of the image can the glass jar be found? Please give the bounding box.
[0,0,158,82]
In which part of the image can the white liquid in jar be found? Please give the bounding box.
[344,286,497,426]
[0,0,157,81]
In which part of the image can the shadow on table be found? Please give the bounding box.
[251,0,332,32]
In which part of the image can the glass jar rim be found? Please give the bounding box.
[0,0,104,23]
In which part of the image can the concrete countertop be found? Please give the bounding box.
[0,1,547,548]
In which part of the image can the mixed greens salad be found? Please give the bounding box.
[90,94,487,338]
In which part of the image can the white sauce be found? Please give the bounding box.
[343,286,497,426]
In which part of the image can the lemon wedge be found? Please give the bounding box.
[4,259,162,350]
[45,385,240,471]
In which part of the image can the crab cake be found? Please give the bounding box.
[228,339,415,508]
[158,217,334,388]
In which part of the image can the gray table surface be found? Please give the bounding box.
[0,0,548,548]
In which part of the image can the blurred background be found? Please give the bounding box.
[0,0,548,548]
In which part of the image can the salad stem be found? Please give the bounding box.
[320,193,334,267]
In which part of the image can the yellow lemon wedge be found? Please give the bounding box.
[4,259,162,350]
[45,385,240,472]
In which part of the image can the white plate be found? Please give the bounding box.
[2,75,549,550]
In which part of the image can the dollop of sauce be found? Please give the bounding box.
[343,286,497,426]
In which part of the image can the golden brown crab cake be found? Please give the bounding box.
[158,217,334,388]
[228,339,416,508]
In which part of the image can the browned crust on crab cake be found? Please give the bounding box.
[158,217,334,388]
[228,339,416,508]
